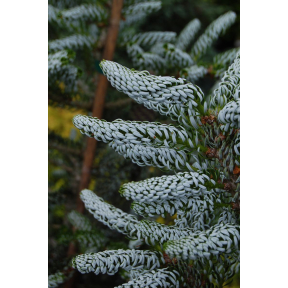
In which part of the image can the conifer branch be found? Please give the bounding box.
[120,172,217,203]
[80,189,138,235]
[59,4,108,23]
[67,210,93,231]
[123,0,159,7]
[100,60,206,129]
[131,193,216,221]
[164,223,240,261]
[127,44,166,73]
[80,189,201,245]
[49,34,98,52]
[48,50,80,92]
[48,5,61,23]
[126,42,144,58]
[213,48,240,77]
[72,249,164,275]
[74,116,193,149]
[74,230,106,253]
[48,50,75,71]
[73,115,206,171]
[175,208,212,230]
[115,268,182,288]
[190,11,237,61]
[211,52,240,108]
[134,52,167,73]
[217,207,237,225]
[48,268,74,288]
[151,43,194,70]
[123,1,161,17]
[175,19,201,51]
[48,271,66,288]
[180,65,208,82]
[126,31,177,47]
[120,1,161,28]
[218,99,240,130]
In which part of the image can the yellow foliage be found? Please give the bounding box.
[171,214,177,219]
[148,167,155,173]
[58,81,66,93]
[156,214,177,225]
[53,204,66,218]
[156,216,165,224]
[54,178,66,191]
[89,179,96,190]
[72,93,82,101]
[48,106,84,139]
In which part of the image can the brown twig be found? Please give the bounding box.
[105,98,133,109]
[48,142,82,157]
[49,159,74,174]
[70,97,133,110]
[77,0,124,213]
[49,93,133,111]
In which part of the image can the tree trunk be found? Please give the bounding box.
[77,0,124,213]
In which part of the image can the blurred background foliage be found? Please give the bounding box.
[48,0,239,287]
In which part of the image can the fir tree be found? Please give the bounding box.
[48,2,240,287]
[70,52,240,287]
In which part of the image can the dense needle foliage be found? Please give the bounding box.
[48,1,239,287]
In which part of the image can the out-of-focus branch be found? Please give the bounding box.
[49,92,133,111]
[49,159,74,174]
[105,98,133,109]
[48,142,82,156]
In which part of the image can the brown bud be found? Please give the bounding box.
[231,202,240,210]
[206,148,217,158]
[172,258,178,264]
[201,116,209,125]
[216,133,226,141]
[207,115,216,125]
[224,183,232,191]
[163,252,172,264]
[233,165,240,175]
[207,65,213,74]
[200,115,217,125]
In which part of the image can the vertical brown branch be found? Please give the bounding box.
[64,2,124,288]
[77,0,124,213]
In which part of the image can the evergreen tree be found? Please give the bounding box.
[48,1,240,287]
[70,52,240,286]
